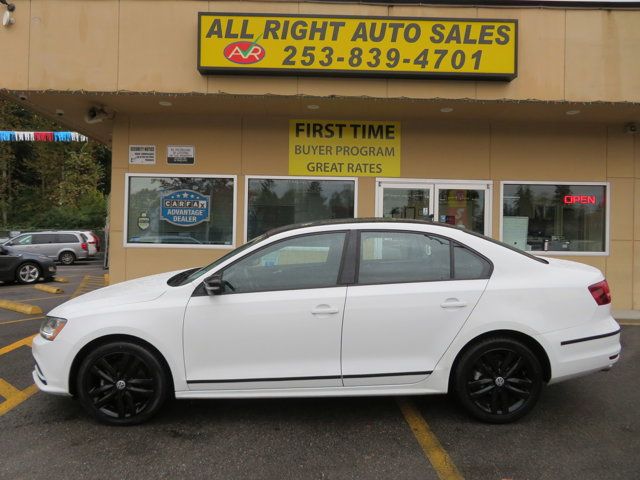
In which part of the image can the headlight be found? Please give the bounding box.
[40,317,67,341]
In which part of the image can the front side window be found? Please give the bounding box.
[247,178,355,240]
[222,232,346,293]
[502,183,607,253]
[13,234,32,245]
[127,175,235,246]
[358,232,451,284]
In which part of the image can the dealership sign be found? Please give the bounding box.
[198,13,517,80]
[160,190,210,227]
[289,120,401,177]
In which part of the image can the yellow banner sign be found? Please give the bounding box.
[289,120,401,177]
[198,13,517,80]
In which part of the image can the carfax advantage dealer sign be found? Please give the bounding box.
[198,13,517,79]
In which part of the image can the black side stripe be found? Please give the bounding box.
[561,329,621,346]
[187,371,432,385]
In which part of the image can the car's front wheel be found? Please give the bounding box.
[59,251,76,265]
[454,337,543,423]
[76,342,169,425]
[16,262,41,284]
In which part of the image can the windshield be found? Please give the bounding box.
[169,233,267,287]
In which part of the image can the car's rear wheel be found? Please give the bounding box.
[59,251,76,265]
[76,342,168,425]
[16,262,41,284]
[454,337,543,423]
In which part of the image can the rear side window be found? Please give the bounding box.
[32,234,56,244]
[453,244,492,280]
[358,232,451,284]
[56,234,79,243]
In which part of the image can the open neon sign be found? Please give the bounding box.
[564,195,596,205]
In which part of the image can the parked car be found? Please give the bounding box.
[81,231,99,256]
[0,245,56,284]
[32,219,621,425]
[3,231,90,265]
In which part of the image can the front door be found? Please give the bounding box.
[183,231,348,390]
[377,180,491,236]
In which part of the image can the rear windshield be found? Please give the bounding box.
[456,227,549,264]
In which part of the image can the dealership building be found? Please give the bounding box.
[1,0,639,311]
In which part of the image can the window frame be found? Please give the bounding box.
[244,175,359,243]
[353,229,493,286]
[217,230,351,295]
[499,180,610,257]
[124,173,238,250]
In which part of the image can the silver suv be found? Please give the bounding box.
[3,231,90,265]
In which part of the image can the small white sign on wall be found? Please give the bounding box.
[167,145,195,165]
[129,145,156,165]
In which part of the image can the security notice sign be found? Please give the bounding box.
[198,13,517,80]
[129,145,156,165]
[289,120,401,177]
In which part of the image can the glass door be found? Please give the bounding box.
[376,181,491,236]
[376,182,434,221]
[435,184,490,236]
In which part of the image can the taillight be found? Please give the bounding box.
[588,280,611,306]
[81,242,88,251]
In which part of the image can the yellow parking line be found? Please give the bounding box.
[0,334,36,356]
[619,322,639,326]
[397,398,463,480]
[0,315,45,326]
[0,379,38,416]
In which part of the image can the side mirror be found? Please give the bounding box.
[203,274,224,295]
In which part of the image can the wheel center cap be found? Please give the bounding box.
[116,380,126,390]
[494,376,505,387]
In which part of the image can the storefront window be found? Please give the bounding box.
[247,178,355,239]
[126,175,235,246]
[502,183,607,253]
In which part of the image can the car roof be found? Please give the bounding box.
[264,218,446,237]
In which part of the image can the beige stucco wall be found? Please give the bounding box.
[2,0,640,102]
[108,114,639,310]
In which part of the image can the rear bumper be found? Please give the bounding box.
[542,315,621,384]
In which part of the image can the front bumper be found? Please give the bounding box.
[542,315,621,384]
[31,333,73,396]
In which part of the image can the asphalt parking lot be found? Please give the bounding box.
[0,260,638,480]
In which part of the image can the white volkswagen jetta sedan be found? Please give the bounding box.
[33,219,621,425]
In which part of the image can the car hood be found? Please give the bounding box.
[3,249,53,264]
[48,269,185,318]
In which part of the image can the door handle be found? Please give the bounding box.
[440,298,468,309]
[311,305,340,315]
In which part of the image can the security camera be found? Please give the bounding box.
[84,106,112,124]
[624,123,638,134]
[2,10,14,27]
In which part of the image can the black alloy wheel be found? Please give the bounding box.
[59,251,76,265]
[16,262,41,284]
[454,337,543,423]
[76,342,168,425]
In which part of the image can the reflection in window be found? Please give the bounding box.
[359,232,451,284]
[222,232,346,293]
[247,178,355,239]
[127,176,234,246]
[502,183,606,252]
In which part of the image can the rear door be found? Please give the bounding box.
[341,230,491,386]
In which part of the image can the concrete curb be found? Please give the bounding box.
[0,300,43,315]
[33,284,64,294]
[53,277,70,283]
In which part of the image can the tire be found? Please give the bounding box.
[454,337,543,424]
[76,341,169,426]
[16,262,42,284]
[59,251,76,265]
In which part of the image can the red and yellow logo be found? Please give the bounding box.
[223,40,266,64]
